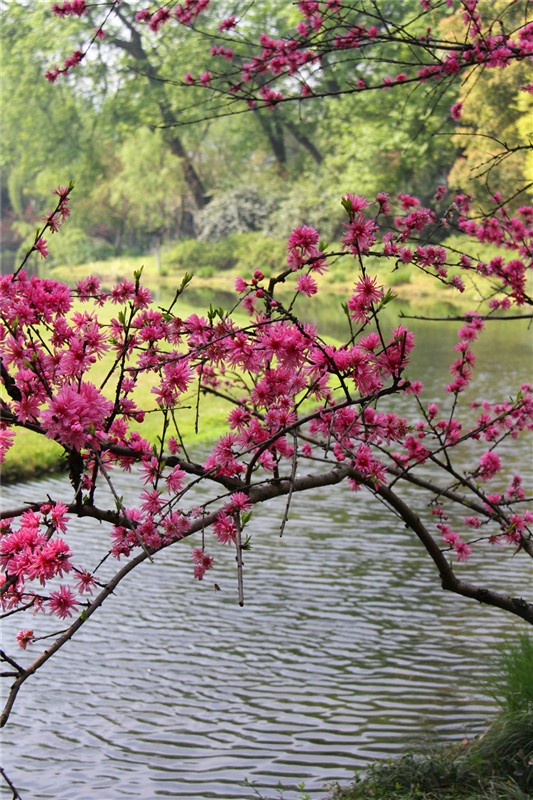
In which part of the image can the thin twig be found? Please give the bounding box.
[279,434,299,538]
[234,513,244,607]
[95,454,154,563]
[0,767,23,800]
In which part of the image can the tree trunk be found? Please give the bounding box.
[112,5,209,213]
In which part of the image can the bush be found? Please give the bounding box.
[330,713,533,799]
[197,187,278,241]
[265,174,344,242]
[164,238,238,272]
[163,232,287,276]
[474,708,533,794]
[43,226,115,267]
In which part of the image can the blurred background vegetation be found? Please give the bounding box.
[1,0,531,279]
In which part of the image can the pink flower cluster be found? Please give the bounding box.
[41,381,114,450]
[191,547,214,580]
[51,0,87,17]
[0,505,90,635]
[136,0,210,30]
[287,225,327,272]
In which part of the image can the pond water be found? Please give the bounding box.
[1,314,532,799]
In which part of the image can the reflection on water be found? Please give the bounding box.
[1,313,532,800]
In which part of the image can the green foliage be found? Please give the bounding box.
[164,238,237,273]
[474,709,533,793]
[1,3,105,237]
[95,127,185,245]
[163,232,286,275]
[41,227,115,267]
[387,266,413,287]
[446,2,532,210]
[266,173,344,241]
[489,634,533,714]
[317,88,456,206]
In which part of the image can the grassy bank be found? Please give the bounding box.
[329,714,532,800]
[328,635,533,800]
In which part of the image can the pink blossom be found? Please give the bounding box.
[76,275,102,299]
[213,512,237,545]
[16,629,34,649]
[26,538,73,584]
[41,382,114,450]
[226,492,251,513]
[148,7,171,32]
[74,570,97,594]
[47,585,79,619]
[288,225,319,250]
[52,0,87,17]
[296,274,318,296]
[63,49,84,70]
[191,547,214,580]
[33,238,49,259]
[140,489,163,515]
[49,503,69,532]
[376,192,391,214]
[45,66,60,83]
[163,511,190,540]
[166,466,186,493]
[479,450,502,480]
[342,194,371,214]
[0,426,15,463]
[341,214,378,254]
[454,540,472,561]
[110,279,136,304]
[140,457,160,486]
[506,474,525,501]
[287,225,325,271]
[219,16,236,32]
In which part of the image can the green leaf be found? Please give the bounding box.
[180,272,193,291]
[379,288,397,308]
[341,197,353,216]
